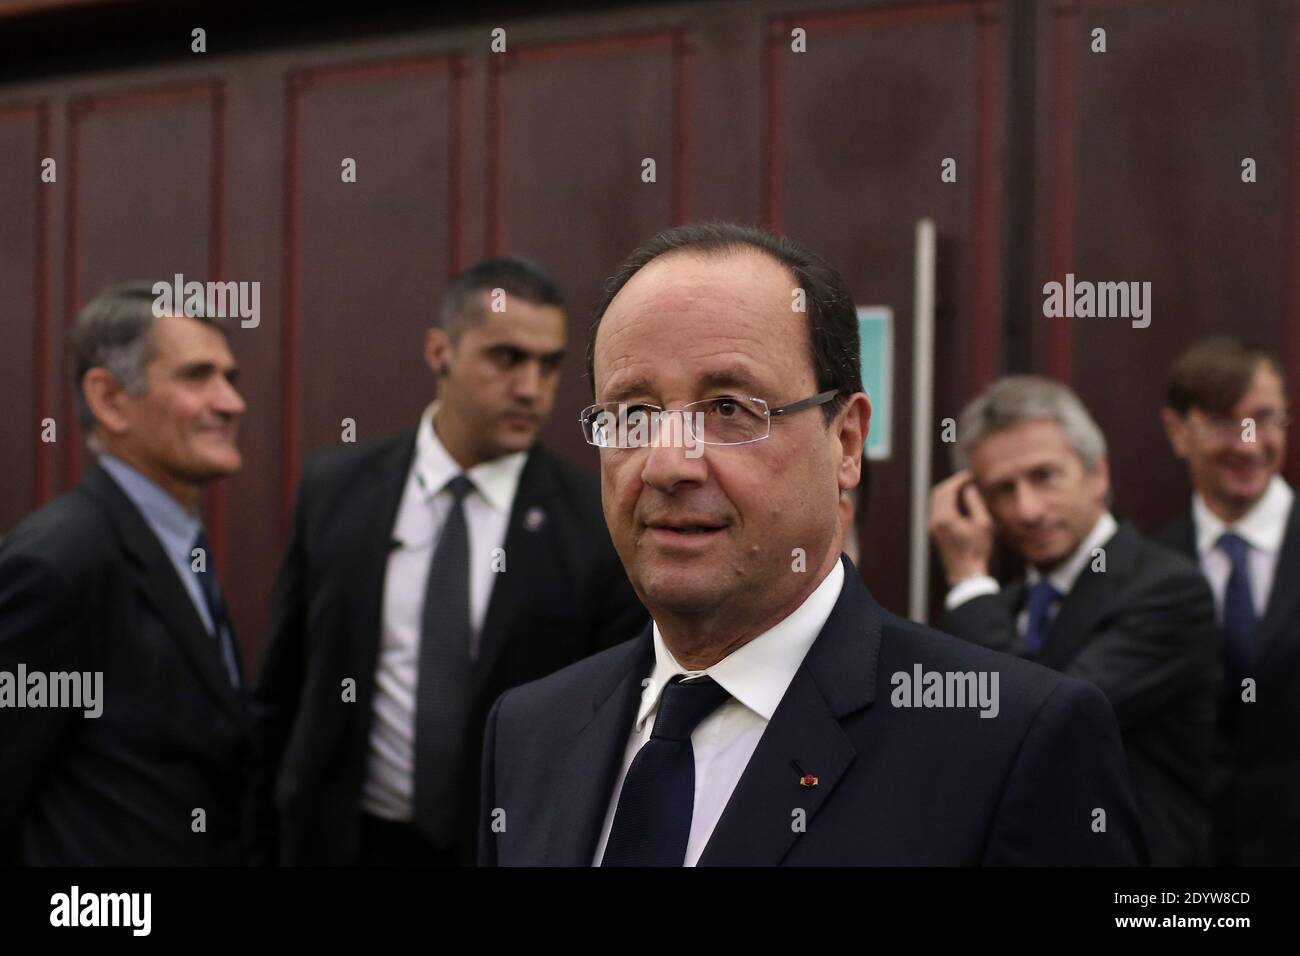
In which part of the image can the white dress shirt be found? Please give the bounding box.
[592,559,844,866]
[944,511,1119,638]
[361,402,529,821]
[1191,475,1294,622]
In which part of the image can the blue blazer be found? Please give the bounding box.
[480,556,1147,865]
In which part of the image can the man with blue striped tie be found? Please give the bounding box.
[1156,337,1300,865]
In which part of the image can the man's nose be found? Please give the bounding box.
[639,415,707,493]
[213,377,246,417]
[1012,483,1046,524]
[513,359,542,400]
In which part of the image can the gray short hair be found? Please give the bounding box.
[952,375,1108,471]
[68,281,225,437]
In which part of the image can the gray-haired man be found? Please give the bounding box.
[928,375,1219,866]
[0,281,250,864]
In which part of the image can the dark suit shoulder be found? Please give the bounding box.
[1124,531,1216,614]
[879,610,1100,718]
[300,429,416,491]
[528,445,600,513]
[495,633,646,725]
[0,488,114,582]
[1150,511,1194,553]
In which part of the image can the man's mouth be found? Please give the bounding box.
[644,518,728,542]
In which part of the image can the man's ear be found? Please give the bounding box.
[836,392,872,492]
[1087,454,1111,508]
[424,327,453,377]
[1160,406,1190,459]
[81,368,132,438]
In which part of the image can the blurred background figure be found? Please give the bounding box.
[0,282,250,864]
[1156,338,1300,865]
[929,375,1219,866]
[251,257,645,866]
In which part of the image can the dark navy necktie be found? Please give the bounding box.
[191,529,240,688]
[1217,531,1257,679]
[601,675,731,867]
[1023,579,1061,657]
[413,474,475,846]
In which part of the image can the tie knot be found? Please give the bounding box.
[1218,531,1250,563]
[444,474,475,502]
[650,676,731,742]
[1027,578,1060,606]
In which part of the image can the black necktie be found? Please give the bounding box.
[412,474,475,846]
[601,675,731,867]
[191,529,240,688]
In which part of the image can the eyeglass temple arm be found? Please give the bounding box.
[769,389,840,417]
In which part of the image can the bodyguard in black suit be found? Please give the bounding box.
[931,376,1219,866]
[0,282,251,865]
[1156,338,1300,865]
[480,223,1145,866]
[251,258,645,866]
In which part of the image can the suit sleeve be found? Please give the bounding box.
[981,678,1148,865]
[247,468,314,866]
[0,548,100,858]
[1054,563,1218,731]
[478,692,504,867]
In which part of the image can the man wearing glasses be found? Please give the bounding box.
[478,222,1145,866]
[1156,337,1300,865]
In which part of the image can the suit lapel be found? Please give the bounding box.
[1255,498,1300,663]
[1037,522,1137,670]
[1163,512,1197,562]
[544,631,655,865]
[345,433,418,706]
[471,449,562,688]
[82,465,248,727]
[698,556,879,866]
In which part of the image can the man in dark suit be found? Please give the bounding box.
[480,223,1145,866]
[1156,337,1300,865]
[251,257,645,866]
[930,375,1219,866]
[0,281,251,865]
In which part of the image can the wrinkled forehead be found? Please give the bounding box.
[593,250,813,402]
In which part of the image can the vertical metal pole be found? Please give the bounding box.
[909,219,937,623]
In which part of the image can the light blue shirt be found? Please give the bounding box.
[98,453,215,635]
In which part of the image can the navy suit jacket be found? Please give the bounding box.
[479,556,1146,865]
[1154,500,1300,865]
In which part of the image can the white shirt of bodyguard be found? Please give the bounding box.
[592,558,844,866]
[1192,475,1294,621]
[943,511,1119,638]
[361,402,528,821]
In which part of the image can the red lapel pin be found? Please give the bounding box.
[799,773,819,788]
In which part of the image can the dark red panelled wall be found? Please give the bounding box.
[1,0,1297,668]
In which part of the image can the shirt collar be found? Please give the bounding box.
[635,558,845,731]
[97,453,203,563]
[413,402,529,511]
[1193,475,1294,558]
[1026,511,1118,596]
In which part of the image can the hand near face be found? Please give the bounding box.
[928,469,995,585]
